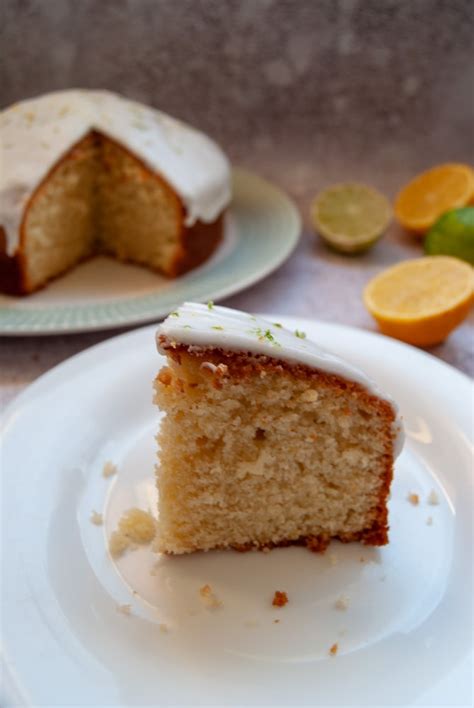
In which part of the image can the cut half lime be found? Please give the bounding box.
[424,207,474,265]
[311,183,392,254]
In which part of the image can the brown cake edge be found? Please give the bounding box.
[161,524,389,556]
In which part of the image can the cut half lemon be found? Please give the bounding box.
[363,256,473,346]
[311,183,392,253]
[394,163,474,235]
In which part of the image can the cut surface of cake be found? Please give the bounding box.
[153,303,404,554]
[0,90,231,294]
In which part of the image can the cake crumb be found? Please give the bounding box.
[329,642,339,656]
[407,493,420,506]
[109,531,131,558]
[334,595,350,611]
[159,623,169,633]
[102,461,117,478]
[328,554,338,566]
[116,604,131,615]
[426,516,433,526]
[109,508,156,558]
[262,546,271,554]
[272,590,288,607]
[273,619,281,624]
[199,584,222,609]
[90,510,103,525]
[428,489,440,506]
[117,508,156,543]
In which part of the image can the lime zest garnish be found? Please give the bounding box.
[295,330,306,339]
[251,327,281,346]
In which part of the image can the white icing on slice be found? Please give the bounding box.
[1,90,231,255]
[156,302,404,457]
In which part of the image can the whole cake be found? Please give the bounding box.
[153,302,404,554]
[0,90,231,295]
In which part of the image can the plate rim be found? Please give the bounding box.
[0,167,301,336]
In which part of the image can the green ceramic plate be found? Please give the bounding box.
[0,169,300,335]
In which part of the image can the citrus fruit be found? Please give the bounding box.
[424,207,474,265]
[363,256,474,346]
[311,183,392,253]
[394,163,474,235]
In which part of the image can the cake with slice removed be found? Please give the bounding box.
[0,90,231,294]
[153,302,404,554]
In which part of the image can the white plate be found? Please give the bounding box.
[1,318,473,707]
[0,168,300,335]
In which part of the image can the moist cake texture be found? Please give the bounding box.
[153,303,404,554]
[0,90,231,294]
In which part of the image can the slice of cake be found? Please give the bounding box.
[0,90,231,295]
[153,302,404,554]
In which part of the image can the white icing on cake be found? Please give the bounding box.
[1,90,231,256]
[156,302,404,457]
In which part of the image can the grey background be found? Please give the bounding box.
[2,0,473,179]
[1,0,473,400]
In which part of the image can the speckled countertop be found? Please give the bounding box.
[1,0,473,410]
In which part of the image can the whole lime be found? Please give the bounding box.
[424,207,474,265]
